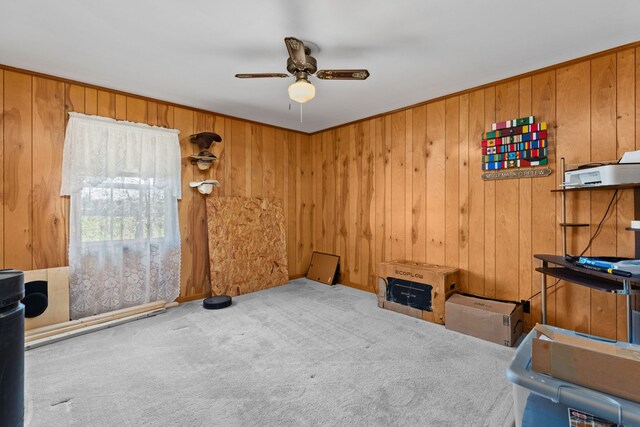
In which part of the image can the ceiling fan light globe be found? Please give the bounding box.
[288,79,316,103]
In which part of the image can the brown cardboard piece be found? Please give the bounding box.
[378,260,459,325]
[307,252,340,285]
[445,293,523,346]
[531,324,640,403]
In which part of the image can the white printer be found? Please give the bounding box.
[564,164,640,187]
[563,150,640,188]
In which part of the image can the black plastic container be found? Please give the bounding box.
[0,270,25,427]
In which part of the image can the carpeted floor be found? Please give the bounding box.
[25,279,516,426]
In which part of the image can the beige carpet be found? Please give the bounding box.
[25,279,515,426]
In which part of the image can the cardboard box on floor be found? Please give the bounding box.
[532,324,640,403]
[377,260,459,325]
[445,294,523,347]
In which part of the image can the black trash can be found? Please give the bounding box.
[0,270,25,427]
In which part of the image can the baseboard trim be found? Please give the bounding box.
[176,293,208,303]
[176,277,374,300]
[338,281,376,294]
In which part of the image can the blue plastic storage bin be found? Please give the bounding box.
[506,326,640,427]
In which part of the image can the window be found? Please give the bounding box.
[79,178,168,243]
[61,113,182,318]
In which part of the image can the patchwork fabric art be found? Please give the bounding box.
[481,116,549,171]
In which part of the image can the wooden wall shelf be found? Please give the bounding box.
[538,163,640,343]
[551,183,640,192]
[534,254,640,344]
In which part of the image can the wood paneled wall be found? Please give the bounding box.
[310,46,640,341]
[0,67,313,301]
[3,42,640,339]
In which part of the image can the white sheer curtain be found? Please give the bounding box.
[61,113,182,319]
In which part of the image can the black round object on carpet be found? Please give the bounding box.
[203,295,232,310]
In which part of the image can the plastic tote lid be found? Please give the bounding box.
[0,270,25,308]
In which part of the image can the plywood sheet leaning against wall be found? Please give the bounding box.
[23,267,70,330]
[206,196,288,296]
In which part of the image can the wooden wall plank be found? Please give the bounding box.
[192,112,212,296]
[174,107,195,297]
[147,102,158,126]
[296,132,303,274]
[374,118,386,283]
[115,94,126,120]
[458,94,470,293]
[483,87,496,298]
[263,126,276,199]
[223,118,233,196]
[337,126,350,280]
[323,131,337,254]
[467,90,485,295]
[299,133,314,274]
[351,124,364,285]
[230,120,246,197]
[309,133,318,254]
[494,81,520,301]
[445,97,460,269]
[4,72,33,270]
[361,120,375,290]
[518,77,533,329]
[390,112,406,261]
[616,49,636,341]
[313,133,324,252]
[286,131,298,274]
[245,123,252,197]
[211,116,224,246]
[384,116,392,262]
[97,91,116,119]
[589,54,618,339]
[531,70,557,326]
[556,61,591,333]
[213,116,227,197]
[157,104,174,128]
[65,84,85,116]
[84,88,97,115]
[126,97,147,123]
[404,111,413,262]
[32,77,66,269]
[426,101,446,265]
[251,124,263,197]
[274,129,284,206]
[412,105,427,264]
[315,132,325,253]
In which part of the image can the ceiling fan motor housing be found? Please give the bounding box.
[287,55,317,75]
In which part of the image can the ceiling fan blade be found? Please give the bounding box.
[235,73,289,78]
[316,69,370,80]
[284,37,308,69]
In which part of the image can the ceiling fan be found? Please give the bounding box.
[235,37,370,104]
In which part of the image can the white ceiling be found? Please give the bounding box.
[1,1,640,133]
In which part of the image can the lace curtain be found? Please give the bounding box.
[61,113,182,319]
